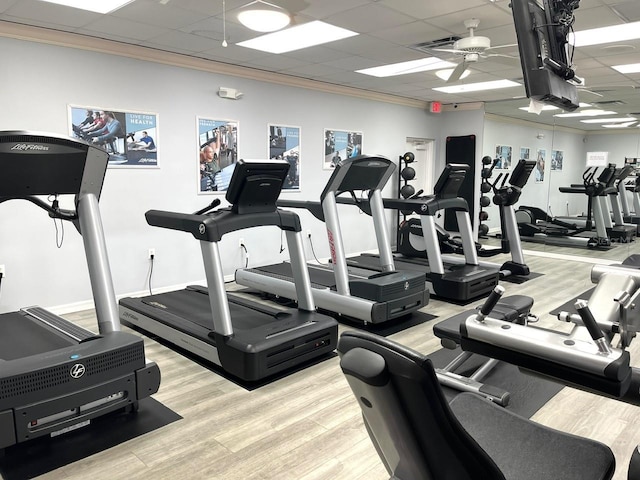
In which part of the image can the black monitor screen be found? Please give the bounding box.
[0,131,106,198]
[225,159,289,214]
[511,0,580,111]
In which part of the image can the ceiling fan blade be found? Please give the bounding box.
[433,48,465,54]
[447,61,468,83]
[483,53,518,59]
[485,43,518,51]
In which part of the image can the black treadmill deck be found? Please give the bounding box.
[119,288,338,381]
[347,253,499,301]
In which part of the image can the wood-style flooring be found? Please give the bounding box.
[12,241,640,479]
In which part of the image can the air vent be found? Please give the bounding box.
[410,36,462,54]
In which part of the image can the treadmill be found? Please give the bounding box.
[0,131,160,452]
[346,164,500,302]
[235,155,429,325]
[119,160,338,382]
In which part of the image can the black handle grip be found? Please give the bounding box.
[575,299,604,341]
[409,189,424,199]
[479,285,505,317]
[193,198,221,215]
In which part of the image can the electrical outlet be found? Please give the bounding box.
[148,248,155,259]
[239,238,244,247]
[0,265,5,277]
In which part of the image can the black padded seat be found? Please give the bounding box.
[338,330,615,480]
[451,393,615,480]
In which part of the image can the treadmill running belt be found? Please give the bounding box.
[141,288,293,333]
[252,262,337,289]
[0,311,76,361]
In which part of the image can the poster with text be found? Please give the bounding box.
[520,147,530,162]
[269,124,300,190]
[495,145,512,169]
[69,105,158,168]
[198,117,238,194]
[551,150,563,171]
[535,149,546,183]
[323,129,363,170]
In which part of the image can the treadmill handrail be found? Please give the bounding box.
[277,199,325,222]
[145,208,303,242]
[337,196,470,216]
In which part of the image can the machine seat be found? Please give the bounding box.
[338,330,615,480]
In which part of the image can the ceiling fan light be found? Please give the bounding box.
[237,1,290,33]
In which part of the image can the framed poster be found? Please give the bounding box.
[520,147,530,162]
[69,105,158,168]
[323,129,362,170]
[495,145,512,169]
[198,117,238,194]
[269,124,300,190]
[551,150,563,171]
[535,148,546,182]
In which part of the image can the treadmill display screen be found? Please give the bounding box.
[0,132,94,197]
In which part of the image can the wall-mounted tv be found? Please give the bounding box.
[511,0,581,111]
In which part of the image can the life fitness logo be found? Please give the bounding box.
[11,143,49,151]
[327,229,337,265]
[70,363,86,379]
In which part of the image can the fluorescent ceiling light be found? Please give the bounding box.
[554,109,617,118]
[602,121,637,128]
[357,58,456,78]
[237,1,290,33]
[572,21,640,47]
[580,117,637,123]
[612,63,640,74]
[432,79,520,94]
[37,0,133,13]
[519,105,559,112]
[237,21,358,54]
[435,68,471,81]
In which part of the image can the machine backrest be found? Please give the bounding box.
[433,163,469,199]
[338,330,505,480]
[225,159,289,214]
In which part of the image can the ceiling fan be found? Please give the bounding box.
[433,19,519,83]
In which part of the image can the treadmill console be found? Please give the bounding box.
[0,130,108,199]
[226,159,290,214]
[433,163,469,199]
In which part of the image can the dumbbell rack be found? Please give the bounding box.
[479,156,498,238]
[396,152,421,248]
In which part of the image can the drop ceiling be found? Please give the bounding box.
[1,0,639,131]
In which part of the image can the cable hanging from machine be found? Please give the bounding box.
[49,195,65,248]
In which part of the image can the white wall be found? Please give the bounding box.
[0,36,442,313]
[482,117,588,228]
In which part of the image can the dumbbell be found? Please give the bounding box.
[402,152,415,163]
[401,166,416,181]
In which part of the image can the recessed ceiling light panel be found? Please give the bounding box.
[38,0,133,14]
[572,21,640,47]
[580,117,637,123]
[612,63,640,74]
[237,21,358,54]
[433,79,520,93]
[357,58,456,78]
